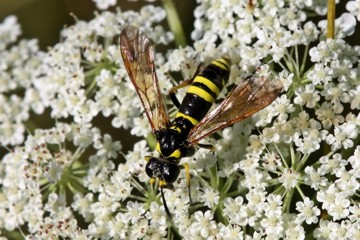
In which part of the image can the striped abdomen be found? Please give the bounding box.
[172,57,231,135]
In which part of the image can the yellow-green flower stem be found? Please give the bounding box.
[327,0,335,39]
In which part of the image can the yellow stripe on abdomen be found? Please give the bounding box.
[175,112,198,125]
[193,76,220,96]
[187,85,214,103]
[211,57,231,71]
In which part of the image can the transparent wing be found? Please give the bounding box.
[120,26,169,132]
[187,76,282,145]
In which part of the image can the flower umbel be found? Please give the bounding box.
[1,1,360,239]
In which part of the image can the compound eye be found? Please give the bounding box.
[162,163,180,184]
[145,157,159,178]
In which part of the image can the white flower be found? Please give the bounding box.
[106,213,129,239]
[242,169,268,189]
[306,63,334,85]
[348,146,360,177]
[295,197,320,224]
[348,204,360,224]
[0,15,21,49]
[90,193,120,219]
[318,13,356,38]
[129,218,148,239]
[94,133,122,159]
[263,194,283,217]
[303,166,328,190]
[260,209,284,237]
[190,210,217,238]
[219,223,244,240]
[71,193,94,222]
[44,161,63,182]
[334,168,359,194]
[105,174,132,201]
[315,102,344,129]
[273,95,295,123]
[278,168,300,190]
[325,123,358,151]
[83,162,109,192]
[130,116,152,137]
[327,195,350,221]
[303,21,320,42]
[278,7,306,31]
[317,184,340,211]
[293,84,320,108]
[260,126,281,144]
[278,70,294,92]
[124,201,146,225]
[0,22,43,146]
[246,188,266,214]
[261,151,281,171]
[145,202,167,229]
[318,153,348,176]
[293,128,322,154]
[92,0,116,10]
[283,214,306,240]
[90,11,120,38]
[223,196,248,226]
[346,0,360,21]
[348,85,360,109]
[309,40,334,64]
[198,187,220,209]
[0,120,25,145]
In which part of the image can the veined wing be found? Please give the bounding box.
[186,76,282,145]
[120,26,169,132]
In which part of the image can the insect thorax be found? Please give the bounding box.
[155,116,196,159]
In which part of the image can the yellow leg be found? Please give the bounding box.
[149,178,156,185]
[169,78,194,93]
[183,163,192,204]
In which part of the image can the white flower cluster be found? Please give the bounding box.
[0,16,44,146]
[0,0,359,239]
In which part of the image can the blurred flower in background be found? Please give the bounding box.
[0,0,359,239]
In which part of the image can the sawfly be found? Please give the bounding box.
[120,25,282,216]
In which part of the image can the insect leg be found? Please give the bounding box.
[182,162,193,204]
[160,187,172,217]
[169,79,194,108]
[197,143,214,152]
[169,63,203,108]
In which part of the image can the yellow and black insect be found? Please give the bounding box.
[120,25,282,216]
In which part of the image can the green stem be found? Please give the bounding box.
[290,145,296,168]
[283,188,294,213]
[161,0,187,47]
[215,200,228,225]
[220,175,233,196]
[296,153,310,172]
[129,194,148,202]
[300,44,309,75]
[296,184,306,200]
[209,165,219,189]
